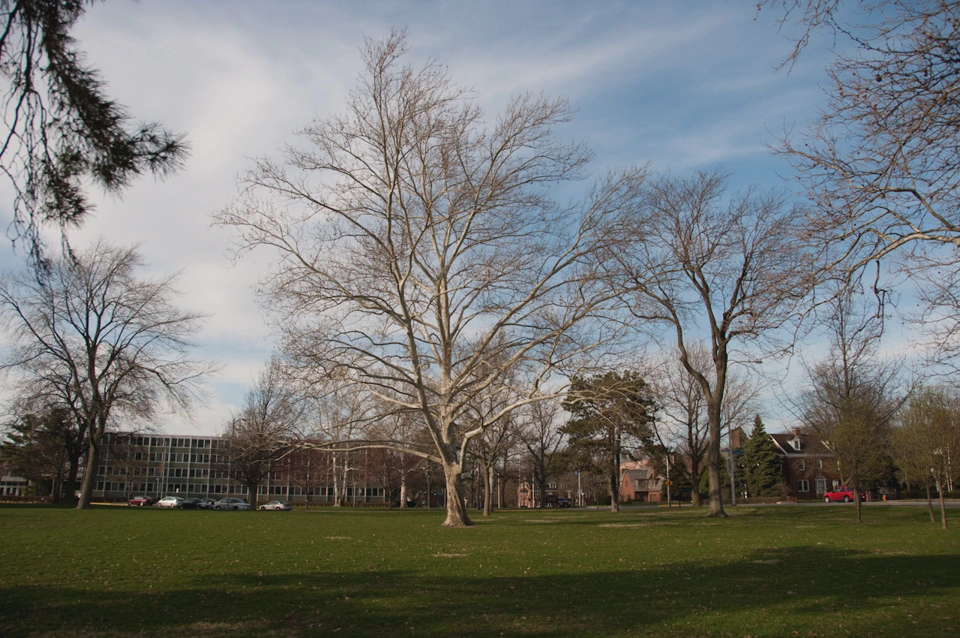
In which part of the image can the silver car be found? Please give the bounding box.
[214,498,250,511]
[259,500,293,511]
[156,496,183,508]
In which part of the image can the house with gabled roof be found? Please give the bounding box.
[770,428,842,500]
[618,459,664,503]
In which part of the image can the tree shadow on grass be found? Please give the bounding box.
[1,546,958,637]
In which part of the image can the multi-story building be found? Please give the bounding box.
[770,428,842,500]
[93,433,387,504]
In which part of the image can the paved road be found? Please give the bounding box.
[614,500,960,511]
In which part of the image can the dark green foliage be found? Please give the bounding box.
[0,406,80,501]
[743,415,782,497]
[562,371,657,507]
[0,0,188,262]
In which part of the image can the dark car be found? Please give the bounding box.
[128,495,156,507]
[556,497,572,508]
[177,498,207,510]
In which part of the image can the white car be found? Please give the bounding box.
[156,496,183,508]
[214,498,250,511]
[259,500,293,511]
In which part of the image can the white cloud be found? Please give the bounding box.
[0,1,868,434]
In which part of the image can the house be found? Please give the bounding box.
[770,428,842,500]
[619,463,664,503]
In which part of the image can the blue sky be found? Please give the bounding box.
[0,1,859,435]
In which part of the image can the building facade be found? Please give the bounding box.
[93,433,387,504]
[770,429,841,500]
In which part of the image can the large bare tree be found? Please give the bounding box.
[609,170,809,517]
[0,240,210,508]
[649,345,757,506]
[766,0,960,367]
[217,33,633,527]
[516,400,566,509]
[221,359,303,510]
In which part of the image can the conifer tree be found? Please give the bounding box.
[743,415,782,497]
[1,0,188,262]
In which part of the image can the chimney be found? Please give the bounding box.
[792,427,801,436]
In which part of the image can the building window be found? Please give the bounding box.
[797,460,805,471]
[791,438,801,451]
[815,459,823,469]
[797,479,810,492]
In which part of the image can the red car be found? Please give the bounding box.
[128,495,156,507]
[823,486,866,503]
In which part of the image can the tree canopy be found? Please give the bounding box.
[562,370,657,512]
[217,31,637,527]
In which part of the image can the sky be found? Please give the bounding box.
[0,1,865,436]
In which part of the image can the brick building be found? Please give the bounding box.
[770,428,841,500]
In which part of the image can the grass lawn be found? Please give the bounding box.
[1,504,958,637]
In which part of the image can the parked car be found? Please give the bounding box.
[214,498,250,511]
[823,486,866,503]
[156,496,183,508]
[177,498,207,510]
[556,497,572,508]
[202,498,217,508]
[128,495,155,507]
[259,500,293,511]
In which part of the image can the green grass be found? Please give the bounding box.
[1,505,958,637]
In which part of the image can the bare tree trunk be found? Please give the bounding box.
[935,479,948,530]
[77,437,100,510]
[248,482,259,510]
[482,464,494,517]
[705,402,727,518]
[609,469,620,513]
[399,471,408,509]
[442,464,472,527]
[854,483,863,524]
[926,483,935,522]
[332,454,342,507]
[499,456,508,508]
[690,462,703,507]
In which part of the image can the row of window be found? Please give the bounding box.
[95,482,387,497]
[136,452,217,463]
[104,436,222,449]
[796,478,840,493]
[795,459,828,471]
